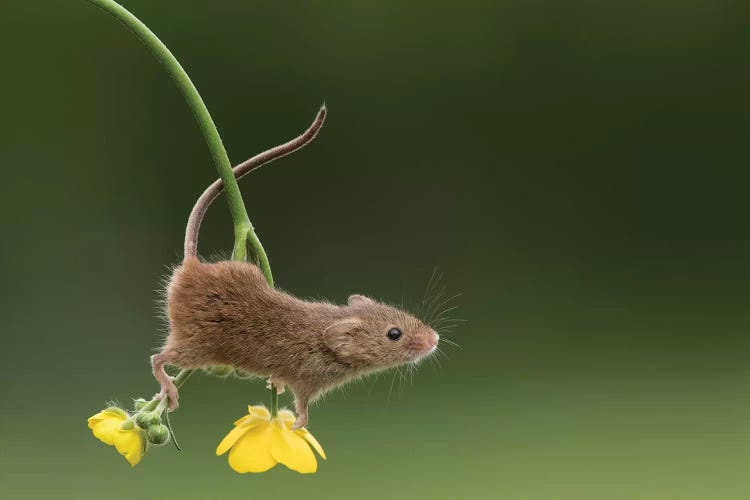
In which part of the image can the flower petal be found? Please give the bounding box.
[113,428,145,467]
[296,429,326,460]
[88,409,126,427]
[88,407,127,423]
[88,412,127,446]
[227,422,277,473]
[271,424,317,473]
[216,421,260,456]
[87,411,109,427]
[276,410,296,429]
[233,415,253,426]
[248,405,270,420]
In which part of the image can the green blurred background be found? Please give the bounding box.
[1,0,749,498]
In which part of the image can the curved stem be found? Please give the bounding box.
[86,0,280,415]
[248,230,274,286]
[84,0,270,275]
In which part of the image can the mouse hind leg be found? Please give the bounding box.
[151,351,180,410]
[291,392,311,430]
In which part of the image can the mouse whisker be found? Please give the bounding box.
[417,269,438,319]
[434,319,467,328]
[438,336,463,350]
[429,305,460,328]
[422,268,441,305]
[387,367,399,403]
[432,293,460,312]
[428,298,461,324]
[429,352,443,370]
[398,367,408,396]
[431,315,466,331]
[424,285,448,324]
[437,317,468,324]
[420,270,445,321]
[433,324,460,335]
[366,374,379,397]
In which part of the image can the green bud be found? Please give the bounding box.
[146,424,170,445]
[120,419,135,430]
[133,398,148,411]
[135,411,161,429]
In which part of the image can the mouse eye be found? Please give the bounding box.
[386,327,402,341]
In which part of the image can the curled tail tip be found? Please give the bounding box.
[313,104,327,132]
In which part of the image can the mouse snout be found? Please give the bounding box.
[417,329,439,353]
[428,329,439,348]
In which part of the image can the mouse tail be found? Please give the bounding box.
[184,105,327,260]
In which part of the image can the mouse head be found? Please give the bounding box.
[323,294,439,368]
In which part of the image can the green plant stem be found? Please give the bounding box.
[154,396,169,414]
[248,230,274,286]
[84,0,272,279]
[87,0,278,414]
[270,387,279,418]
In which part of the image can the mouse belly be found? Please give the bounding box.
[162,310,282,373]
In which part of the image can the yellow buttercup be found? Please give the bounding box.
[217,405,326,473]
[87,407,146,467]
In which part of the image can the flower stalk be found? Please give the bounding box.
[270,387,279,418]
[85,0,274,279]
[85,0,280,436]
[84,0,262,266]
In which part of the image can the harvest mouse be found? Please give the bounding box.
[151,107,440,429]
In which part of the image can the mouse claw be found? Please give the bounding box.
[154,383,180,411]
[291,412,308,430]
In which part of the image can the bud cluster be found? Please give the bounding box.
[132,400,171,447]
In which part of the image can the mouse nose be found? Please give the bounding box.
[428,329,439,348]
[415,329,439,355]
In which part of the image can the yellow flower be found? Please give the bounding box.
[87,407,146,467]
[216,405,326,474]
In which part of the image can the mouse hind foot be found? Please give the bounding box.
[291,395,310,430]
[151,352,179,411]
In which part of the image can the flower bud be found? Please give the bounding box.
[146,424,170,445]
[133,398,148,411]
[135,411,161,429]
[120,419,135,430]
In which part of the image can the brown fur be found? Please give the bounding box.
[149,107,438,428]
[154,258,437,428]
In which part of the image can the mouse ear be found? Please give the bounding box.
[348,294,374,306]
[324,318,368,362]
